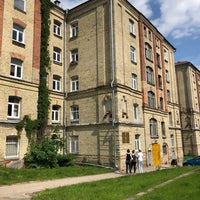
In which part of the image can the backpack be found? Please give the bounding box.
[132,154,137,162]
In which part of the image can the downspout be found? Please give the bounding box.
[110,0,116,168]
[63,9,68,155]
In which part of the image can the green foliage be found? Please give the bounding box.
[37,0,51,142]
[24,135,63,168]
[16,115,38,140]
[57,154,75,167]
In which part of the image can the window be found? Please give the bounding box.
[156,53,161,67]
[12,24,25,43]
[132,74,137,90]
[148,30,152,41]
[162,144,167,155]
[53,75,61,92]
[71,105,79,122]
[130,46,136,62]
[144,26,147,37]
[169,112,173,126]
[129,19,135,35]
[158,75,162,88]
[7,96,20,119]
[14,0,25,11]
[146,66,154,84]
[164,49,168,61]
[145,43,152,60]
[10,58,23,79]
[133,104,139,123]
[52,105,60,123]
[5,136,19,158]
[161,122,166,138]
[166,70,170,82]
[122,132,130,143]
[70,49,78,63]
[71,76,79,92]
[70,136,78,153]
[150,118,158,137]
[53,47,62,63]
[54,20,61,36]
[160,97,164,110]
[170,134,174,147]
[135,134,140,151]
[70,22,78,38]
[148,91,155,108]
[167,90,171,102]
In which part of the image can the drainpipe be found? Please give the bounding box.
[110,0,116,168]
[63,9,68,155]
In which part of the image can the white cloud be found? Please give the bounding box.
[129,0,153,18]
[51,0,87,9]
[152,0,200,39]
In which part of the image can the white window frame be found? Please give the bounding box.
[10,58,23,79]
[71,76,79,92]
[132,74,137,90]
[53,20,61,36]
[52,105,60,123]
[129,19,135,35]
[130,46,136,62]
[133,104,139,123]
[8,97,20,119]
[135,134,140,151]
[70,49,78,63]
[145,43,152,60]
[5,136,19,158]
[53,47,62,63]
[14,0,25,11]
[164,49,168,61]
[71,105,79,121]
[166,70,170,82]
[53,75,61,92]
[170,134,175,147]
[69,136,78,153]
[70,22,78,38]
[12,24,25,44]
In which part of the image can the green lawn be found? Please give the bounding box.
[0,165,114,185]
[32,167,199,200]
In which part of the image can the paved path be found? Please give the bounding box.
[0,172,124,200]
[0,165,172,200]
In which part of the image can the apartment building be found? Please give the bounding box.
[175,61,200,156]
[0,0,183,170]
[65,0,183,170]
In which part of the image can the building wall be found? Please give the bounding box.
[0,1,40,165]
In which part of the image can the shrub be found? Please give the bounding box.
[57,154,75,167]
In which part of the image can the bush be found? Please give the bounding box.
[57,154,75,167]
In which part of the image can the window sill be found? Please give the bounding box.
[54,34,62,39]
[53,60,62,66]
[131,60,137,65]
[70,61,78,66]
[12,40,25,48]
[130,32,136,38]
[71,120,79,124]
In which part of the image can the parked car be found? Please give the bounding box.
[183,156,200,166]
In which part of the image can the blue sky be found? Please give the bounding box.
[54,0,200,68]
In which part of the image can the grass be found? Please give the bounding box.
[0,165,114,185]
[32,166,199,200]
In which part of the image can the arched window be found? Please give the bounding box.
[146,66,154,84]
[145,43,152,60]
[149,118,158,137]
[148,91,155,108]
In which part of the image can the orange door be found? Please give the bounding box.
[152,143,161,167]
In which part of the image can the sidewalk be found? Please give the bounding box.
[0,165,168,200]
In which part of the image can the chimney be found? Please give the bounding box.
[54,0,61,6]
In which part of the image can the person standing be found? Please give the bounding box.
[137,149,143,174]
[125,149,131,174]
[131,150,137,174]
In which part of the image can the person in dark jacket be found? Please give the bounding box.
[131,150,138,174]
[125,149,131,174]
